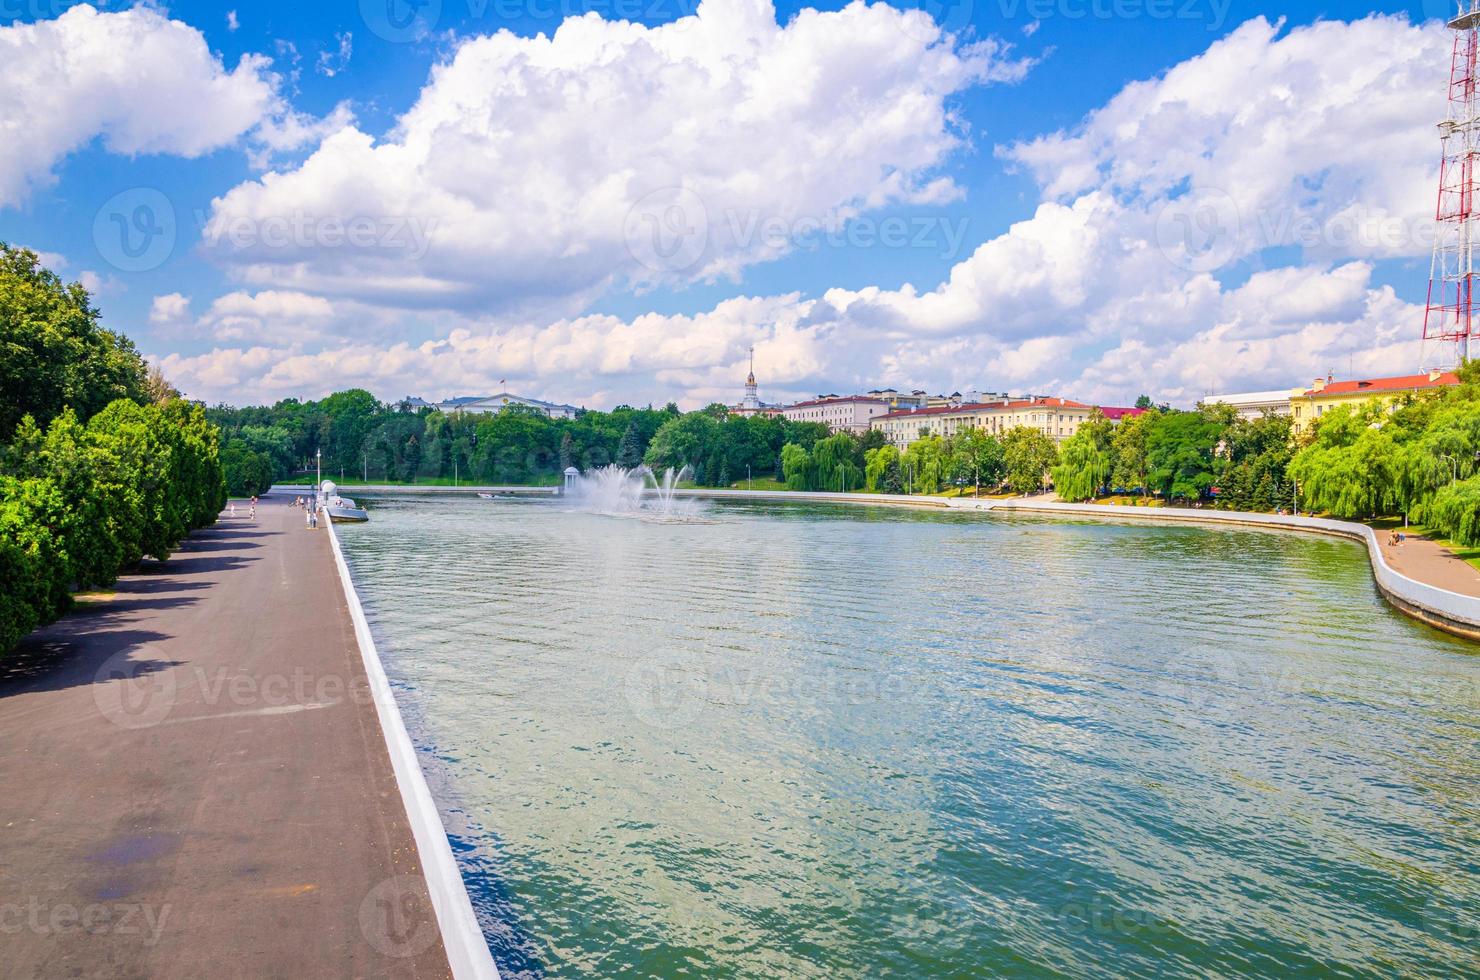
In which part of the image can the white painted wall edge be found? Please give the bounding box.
[324,516,501,979]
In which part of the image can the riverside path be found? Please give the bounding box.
[0,493,452,978]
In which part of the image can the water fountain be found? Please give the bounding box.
[565,464,699,519]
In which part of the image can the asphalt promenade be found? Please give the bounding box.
[0,493,451,978]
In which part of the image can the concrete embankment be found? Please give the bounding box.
[0,493,496,978]
[978,499,1480,642]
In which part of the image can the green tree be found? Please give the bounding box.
[615,422,644,468]
[780,443,812,491]
[0,244,147,438]
[1002,427,1059,495]
[864,445,900,493]
[1146,408,1227,502]
[1111,409,1158,496]
[950,429,1005,495]
[222,440,274,496]
[902,436,949,495]
[1214,411,1293,512]
[1288,402,1408,518]
[811,432,862,491]
[0,476,71,652]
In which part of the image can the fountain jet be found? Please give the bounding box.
[565,465,698,519]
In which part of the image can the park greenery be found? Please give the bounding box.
[1288,360,1480,545]
[1,245,226,653]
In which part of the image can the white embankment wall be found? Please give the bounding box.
[324,516,501,979]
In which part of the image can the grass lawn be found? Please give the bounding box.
[726,477,788,491]
[1095,494,1167,507]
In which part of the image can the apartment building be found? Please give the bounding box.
[780,396,891,434]
[872,397,1109,450]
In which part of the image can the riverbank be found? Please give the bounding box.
[0,494,487,977]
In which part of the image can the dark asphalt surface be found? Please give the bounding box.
[0,493,451,978]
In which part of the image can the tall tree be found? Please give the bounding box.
[1002,427,1059,495]
[0,244,147,437]
[1111,409,1157,497]
[951,429,1005,496]
[615,422,644,468]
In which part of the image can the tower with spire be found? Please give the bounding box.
[742,346,760,410]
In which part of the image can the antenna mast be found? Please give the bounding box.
[1425,1,1480,364]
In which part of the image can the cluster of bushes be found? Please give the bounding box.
[0,244,225,653]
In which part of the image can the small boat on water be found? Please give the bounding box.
[319,480,369,522]
[476,492,495,499]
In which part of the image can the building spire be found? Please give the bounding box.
[746,345,755,385]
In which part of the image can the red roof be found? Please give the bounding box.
[876,397,1093,421]
[783,396,888,409]
[1098,407,1146,421]
[1299,371,1460,397]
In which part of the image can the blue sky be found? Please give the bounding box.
[0,0,1457,408]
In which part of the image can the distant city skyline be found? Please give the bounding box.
[0,1,1450,411]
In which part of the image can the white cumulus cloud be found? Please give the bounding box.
[0,4,351,208]
[201,0,1033,315]
[159,14,1451,412]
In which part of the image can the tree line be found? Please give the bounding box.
[1048,404,1296,511]
[1,245,226,653]
[1286,361,1480,545]
[210,396,848,493]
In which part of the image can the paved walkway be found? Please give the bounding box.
[0,494,450,978]
[1376,532,1480,598]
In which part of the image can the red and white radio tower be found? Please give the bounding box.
[1426,1,1480,363]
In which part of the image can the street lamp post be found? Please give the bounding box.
[315,448,322,507]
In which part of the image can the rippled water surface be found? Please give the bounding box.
[336,496,1479,978]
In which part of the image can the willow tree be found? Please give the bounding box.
[1286,402,1405,518]
[863,444,899,493]
[902,435,949,495]
[1050,427,1110,502]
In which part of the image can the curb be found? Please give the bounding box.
[324,516,501,979]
